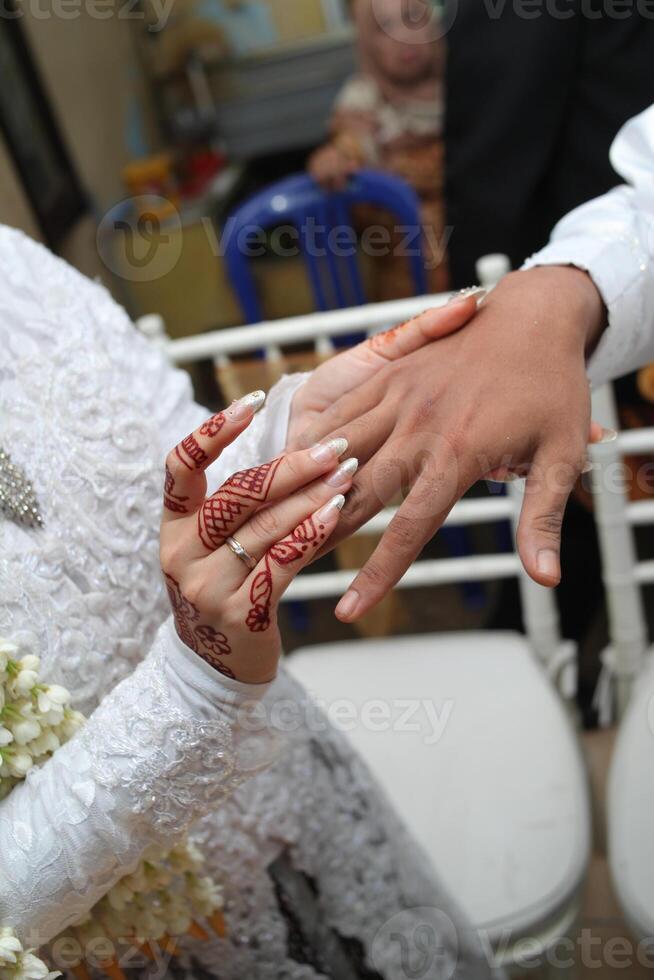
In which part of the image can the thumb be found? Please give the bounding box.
[515,445,583,587]
[366,291,485,361]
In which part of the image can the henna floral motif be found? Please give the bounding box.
[197,457,284,551]
[269,515,325,565]
[176,434,209,471]
[163,465,190,514]
[199,413,226,438]
[246,517,327,632]
[164,573,234,678]
[246,565,274,632]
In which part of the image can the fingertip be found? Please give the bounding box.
[522,548,561,588]
[422,297,478,337]
[315,494,346,525]
[588,419,604,444]
[335,588,360,622]
[225,390,266,424]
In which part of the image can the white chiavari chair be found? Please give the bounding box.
[590,384,654,945]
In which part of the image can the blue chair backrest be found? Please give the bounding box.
[223,170,429,323]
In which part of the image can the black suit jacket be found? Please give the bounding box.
[445,3,654,287]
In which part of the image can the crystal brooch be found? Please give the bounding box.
[0,448,43,529]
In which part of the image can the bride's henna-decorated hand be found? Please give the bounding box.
[160,392,355,683]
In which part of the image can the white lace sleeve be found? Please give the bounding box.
[523,103,654,385]
[0,619,279,948]
[0,226,308,948]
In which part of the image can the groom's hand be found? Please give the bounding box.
[292,267,606,622]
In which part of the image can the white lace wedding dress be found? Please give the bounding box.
[0,227,494,980]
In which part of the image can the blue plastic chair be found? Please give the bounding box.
[224,170,428,323]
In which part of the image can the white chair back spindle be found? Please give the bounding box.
[590,384,650,720]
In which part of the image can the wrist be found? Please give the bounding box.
[512,266,606,357]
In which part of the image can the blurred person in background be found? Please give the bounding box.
[444,5,654,700]
[309,0,449,297]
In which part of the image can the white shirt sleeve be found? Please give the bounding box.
[523,104,654,386]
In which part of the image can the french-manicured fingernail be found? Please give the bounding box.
[449,287,487,308]
[599,427,618,444]
[537,549,560,581]
[325,457,358,487]
[336,588,360,620]
[316,494,346,521]
[310,437,348,463]
[227,390,266,421]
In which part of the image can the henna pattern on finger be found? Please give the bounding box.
[247,563,274,632]
[176,434,209,471]
[198,493,248,551]
[246,516,327,632]
[198,457,285,551]
[223,457,284,501]
[368,319,409,353]
[164,465,191,514]
[164,573,235,678]
[199,413,227,438]
[269,515,325,565]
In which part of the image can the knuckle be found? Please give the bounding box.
[221,600,244,631]
[248,507,280,539]
[386,513,419,549]
[530,511,564,540]
[181,576,209,610]
[302,484,326,509]
[558,432,587,470]
[165,448,184,478]
[347,416,372,440]
[341,483,369,524]
[358,558,388,588]
[159,541,186,575]
[444,422,473,460]
[281,452,304,482]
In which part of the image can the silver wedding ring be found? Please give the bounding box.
[225,535,257,571]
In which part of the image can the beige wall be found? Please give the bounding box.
[23,6,158,213]
[0,7,161,278]
[266,0,327,40]
[0,7,156,240]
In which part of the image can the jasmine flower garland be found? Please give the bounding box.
[0,639,225,980]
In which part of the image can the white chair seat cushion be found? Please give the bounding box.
[608,651,654,938]
[287,631,590,941]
